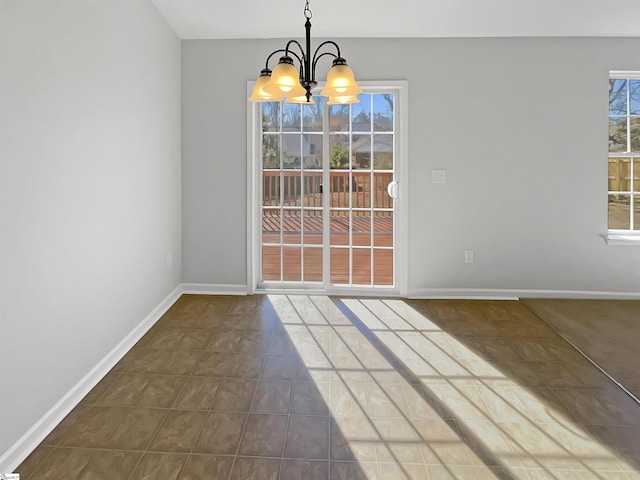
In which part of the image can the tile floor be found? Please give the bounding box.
[522,299,640,400]
[14,295,640,479]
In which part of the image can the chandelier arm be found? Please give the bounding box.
[312,40,342,65]
[264,49,287,70]
[311,51,338,82]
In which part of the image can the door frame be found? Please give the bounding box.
[246,81,408,297]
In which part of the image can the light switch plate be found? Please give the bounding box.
[432,169,446,184]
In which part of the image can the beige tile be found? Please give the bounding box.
[238,414,288,457]
[129,453,187,480]
[378,462,430,480]
[148,410,208,452]
[229,457,281,480]
[284,415,330,460]
[211,379,257,412]
[366,382,410,418]
[193,412,247,455]
[173,377,222,410]
[330,417,378,462]
[251,380,293,414]
[180,455,234,480]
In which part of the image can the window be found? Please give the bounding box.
[608,72,640,232]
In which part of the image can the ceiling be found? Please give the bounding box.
[151,0,640,40]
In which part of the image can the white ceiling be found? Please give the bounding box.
[151,0,640,40]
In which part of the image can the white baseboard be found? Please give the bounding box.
[181,283,248,295]
[408,287,640,300]
[0,284,182,473]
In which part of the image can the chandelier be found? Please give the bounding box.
[249,0,361,105]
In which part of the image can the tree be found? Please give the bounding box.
[330,142,349,168]
[609,79,640,152]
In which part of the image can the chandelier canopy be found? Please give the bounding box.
[249,0,361,104]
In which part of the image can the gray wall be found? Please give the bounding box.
[182,37,640,295]
[0,0,181,458]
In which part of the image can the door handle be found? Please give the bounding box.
[387,181,399,199]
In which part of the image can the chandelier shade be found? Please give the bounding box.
[249,70,285,102]
[320,60,362,98]
[249,0,360,105]
[263,57,307,97]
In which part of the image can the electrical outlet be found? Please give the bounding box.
[166,253,172,268]
[464,250,474,263]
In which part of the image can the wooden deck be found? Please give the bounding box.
[262,214,394,285]
[261,170,395,286]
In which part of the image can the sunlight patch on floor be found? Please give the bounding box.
[267,294,637,480]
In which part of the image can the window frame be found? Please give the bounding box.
[606,71,640,245]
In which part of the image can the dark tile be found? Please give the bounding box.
[280,459,329,480]
[211,379,257,412]
[80,372,118,404]
[146,328,213,350]
[76,450,140,480]
[267,333,298,354]
[261,354,299,380]
[115,349,200,375]
[129,453,187,480]
[238,414,288,457]
[180,455,235,480]
[330,461,376,480]
[284,415,330,460]
[291,381,329,415]
[28,448,93,479]
[14,445,55,479]
[192,352,235,377]
[251,380,293,414]
[221,314,274,332]
[173,377,222,410]
[61,406,129,448]
[193,412,247,455]
[207,330,272,354]
[206,330,244,352]
[148,410,208,453]
[529,358,612,389]
[99,374,186,408]
[42,405,90,445]
[229,457,281,480]
[226,353,265,378]
[105,407,166,450]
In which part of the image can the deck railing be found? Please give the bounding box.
[263,171,393,212]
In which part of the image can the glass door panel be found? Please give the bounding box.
[259,91,397,290]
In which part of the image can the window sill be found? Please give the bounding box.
[604,233,640,245]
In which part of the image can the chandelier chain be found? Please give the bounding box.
[304,0,312,20]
